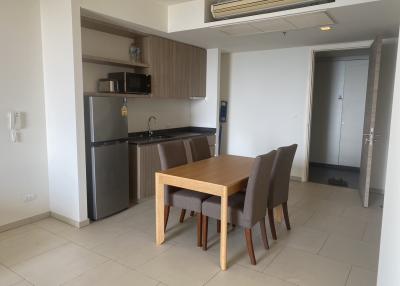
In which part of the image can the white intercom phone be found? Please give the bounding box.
[8,111,23,143]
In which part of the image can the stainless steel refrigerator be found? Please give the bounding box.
[84,96,129,220]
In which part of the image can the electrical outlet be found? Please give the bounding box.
[24,193,37,202]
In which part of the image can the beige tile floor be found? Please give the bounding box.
[0,182,383,286]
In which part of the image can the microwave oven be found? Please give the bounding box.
[108,72,151,94]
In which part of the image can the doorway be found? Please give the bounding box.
[308,49,370,189]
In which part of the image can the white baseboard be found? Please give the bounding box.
[371,188,385,195]
[0,212,50,233]
[290,176,303,182]
[50,212,90,228]
[0,211,90,234]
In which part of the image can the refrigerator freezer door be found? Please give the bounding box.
[89,141,129,220]
[89,97,128,143]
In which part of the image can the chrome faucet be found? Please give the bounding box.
[147,116,157,137]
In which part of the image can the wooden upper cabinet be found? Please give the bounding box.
[145,36,206,99]
[143,36,175,98]
[174,42,192,99]
[189,47,207,98]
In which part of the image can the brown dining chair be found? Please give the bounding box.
[189,136,211,162]
[185,136,213,218]
[267,144,297,240]
[201,150,277,265]
[158,140,211,246]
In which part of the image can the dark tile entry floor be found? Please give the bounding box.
[309,165,360,189]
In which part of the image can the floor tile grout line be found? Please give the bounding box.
[58,259,113,286]
[317,232,331,255]
[89,254,164,285]
[262,243,286,271]
[6,239,70,269]
[261,263,301,286]
[300,209,317,226]
[360,220,370,242]
[318,249,376,272]
[344,265,353,286]
[202,269,221,286]
[1,261,28,284]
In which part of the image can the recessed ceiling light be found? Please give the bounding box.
[320,26,332,31]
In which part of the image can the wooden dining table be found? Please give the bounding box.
[155,154,255,270]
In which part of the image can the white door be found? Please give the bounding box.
[339,60,369,167]
[359,37,383,207]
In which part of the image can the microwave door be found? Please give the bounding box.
[126,74,150,94]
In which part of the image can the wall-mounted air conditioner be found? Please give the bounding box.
[211,0,334,20]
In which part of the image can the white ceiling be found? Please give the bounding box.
[164,0,400,52]
[83,0,400,53]
[152,0,194,5]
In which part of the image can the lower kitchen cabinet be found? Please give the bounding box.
[129,135,216,201]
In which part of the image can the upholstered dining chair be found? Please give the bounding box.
[189,136,211,162]
[185,136,213,219]
[158,140,211,246]
[201,150,277,265]
[267,144,297,240]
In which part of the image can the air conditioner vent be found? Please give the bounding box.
[211,0,335,20]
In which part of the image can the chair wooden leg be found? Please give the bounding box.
[179,209,186,223]
[268,209,277,240]
[164,205,170,232]
[190,211,195,217]
[197,213,202,247]
[244,228,256,265]
[282,202,291,230]
[217,220,221,233]
[259,218,270,249]
[202,215,208,250]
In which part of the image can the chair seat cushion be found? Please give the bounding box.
[202,192,252,228]
[169,189,211,213]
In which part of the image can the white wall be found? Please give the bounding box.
[0,0,50,227]
[80,0,168,32]
[377,30,400,286]
[40,0,88,224]
[220,47,312,179]
[370,39,398,193]
[168,0,205,32]
[190,49,221,129]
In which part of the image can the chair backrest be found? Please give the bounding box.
[189,136,211,162]
[268,144,297,208]
[158,141,188,201]
[243,150,276,226]
[158,140,188,170]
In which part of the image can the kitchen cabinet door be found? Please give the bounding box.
[174,42,191,99]
[145,36,175,98]
[137,143,161,200]
[189,47,207,98]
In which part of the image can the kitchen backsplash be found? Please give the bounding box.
[127,98,191,132]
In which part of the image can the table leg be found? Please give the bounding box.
[155,173,165,245]
[220,192,228,270]
[274,205,283,224]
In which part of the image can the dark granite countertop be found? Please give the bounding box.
[128,127,216,145]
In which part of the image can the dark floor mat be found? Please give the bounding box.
[328,177,349,187]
